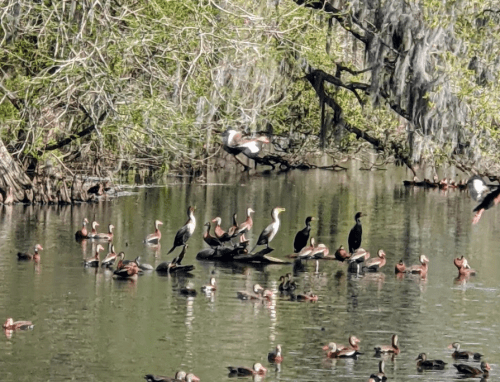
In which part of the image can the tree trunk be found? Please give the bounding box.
[0,140,33,202]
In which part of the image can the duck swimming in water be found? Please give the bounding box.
[415,353,447,370]
[145,220,163,245]
[268,344,283,363]
[3,318,34,330]
[454,361,490,377]
[448,342,482,360]
[227,363,267,377]
[92,224,114,241]
[83,244,104,267]
[407,255,429,276]
[17,244,43,261]
[75,218,89,240]
[374,334,400,355]
[369,360,387,382]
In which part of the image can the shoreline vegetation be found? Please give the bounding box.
[0,1,499,204]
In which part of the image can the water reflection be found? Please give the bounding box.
[1,167,500,381]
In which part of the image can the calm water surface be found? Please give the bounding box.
[1,165,499,381]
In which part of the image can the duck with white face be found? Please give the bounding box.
[145,220,163,245]
[75,218,89,240]
[227,362,267,377]
[83,244,104,267]
[407,255,430,276]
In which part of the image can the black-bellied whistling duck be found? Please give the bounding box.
[212,216,233,243]
[334,245,350,262]
[416,353,446,369]
[294,237,316,259]
[395,259,406,273]
[408,255,429,276]
[310,243,330,259]
[113,261,140,280]
[88,221,99,238]
[3,318,34,330]
[369,360,387,382]
[448,342,482,360]
[348,212,363,254]
[75,218,89,240]
[144,371,199,382]
[226,213,239,239]
[144,371,184,382]
[293,216,316,253]
[323,336,361,353]
[324,342,360,358]
[92,224,114,241]
[227,363,267,377]
[203,222,222,248]
[234,207,255,242]
[251,207,285,252]
[292,291,318,302]
[237,284,272,301]
[348,248,370,273]
[201,277,216,292]
[145,220,163,245]
[454,256,476,276]
[116,252,126,270]
[374,334,400,354]
[101,244,118,267]
[167,206,196,255]
[83,244,104,267]
[268,344,283,363]
[17,244,43,261]
[363,250,387,272]
[454,362,490,377]
[184,373,200,382]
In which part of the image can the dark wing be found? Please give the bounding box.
[454,364,478,374]
[348,225,362,253]
[473,187,500,212]
[174,225,190,247]
[257,223,274,245]
[293,227,310,253]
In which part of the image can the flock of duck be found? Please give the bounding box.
[6,195,492,381]
[5,147,499,381]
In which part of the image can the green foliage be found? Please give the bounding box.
[0,0,499,173]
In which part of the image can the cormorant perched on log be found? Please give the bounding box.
[467,175,500,224]
[293,216,316,253]
[167,206,196,255]
[251,207,285,252]
[348,212,363,254]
